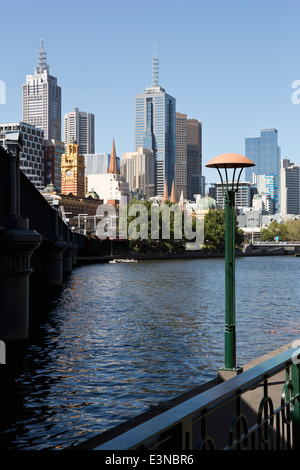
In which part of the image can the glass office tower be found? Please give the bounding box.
[245,129,281,210]
[134,56,176,196]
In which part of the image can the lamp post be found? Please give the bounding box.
[206,153,255,381]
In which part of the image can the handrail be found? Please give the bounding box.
[93,347,300,450]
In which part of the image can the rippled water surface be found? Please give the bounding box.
[1,256,300,449]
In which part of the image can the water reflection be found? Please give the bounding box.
[1,256,300,449]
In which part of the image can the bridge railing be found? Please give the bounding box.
[93,347,300,451]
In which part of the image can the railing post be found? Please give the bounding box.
[291,363,300,450]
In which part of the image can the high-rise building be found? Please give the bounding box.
[64,108,95,155]
[22,40,61,141]
[175,112,187,201]
[280,157,300,215]
[245,129,281,210]
[0,122,44,190]
[175,114,203,201]
[134,53,176,197]
[187,118,202,200]
[121,147,155,198]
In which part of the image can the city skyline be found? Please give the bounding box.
[1,0,300,186]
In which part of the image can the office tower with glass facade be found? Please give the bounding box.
[22,40,61,141]
[245,129,281,210]
[280,157,300,215]
[64,108,95,155]
[134,55,176,196]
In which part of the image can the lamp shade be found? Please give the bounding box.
[206,153,255,169]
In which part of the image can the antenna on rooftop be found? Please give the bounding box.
[152,41,159,86]
[37,38,49,73]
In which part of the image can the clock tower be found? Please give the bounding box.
[61,140,85,197]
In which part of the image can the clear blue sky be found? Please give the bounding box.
[1,0,300,184]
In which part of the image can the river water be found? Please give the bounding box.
[1,256,300,449]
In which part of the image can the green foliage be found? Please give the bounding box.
[285,219,300,241]
[261,220,290,242]
[204,209,244,252]
[123,198,186,252]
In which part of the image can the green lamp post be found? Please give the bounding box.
[206,153,255,381]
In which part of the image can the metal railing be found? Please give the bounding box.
[93,347,300,450]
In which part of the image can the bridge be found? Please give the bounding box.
[0,133,88,342]
[244,241,300,256]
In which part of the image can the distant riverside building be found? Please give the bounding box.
[87,139,129,205]
[22,39,61,141]
[252,193,275,215]
[134,53,176,197]
[209,181,257,209]
[61,140,86,198]
[64,108,95,155]
[0,122,44,190]
[245,129,281,210]
[44,139,64,191]
[280,157,300,215]
[256,174,277,215]
[85,153,120,175]
[121,147,155,198]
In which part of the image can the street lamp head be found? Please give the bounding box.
[206,153,255,169]
[206,153,255,192]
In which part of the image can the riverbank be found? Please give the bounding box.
[76,244,300,265]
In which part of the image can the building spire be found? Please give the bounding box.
[108,138,119,174]
[170,180,176,203]
[163,179,169,202]
[36,38,49,73]
[152,42,159,86]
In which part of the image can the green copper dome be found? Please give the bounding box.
[197,195,218,210]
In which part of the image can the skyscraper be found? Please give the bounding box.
[134,52,176,197]
[64,108,95,155]
[245,129,281,210]
[280,157,300,215]
[175,112,187,201]
[175,114,202,201]
[187,118,202,200]
[22,40,61,140]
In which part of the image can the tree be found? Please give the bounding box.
[261,220,290,242]
[204,209,244,253]
[285,219,300,241]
